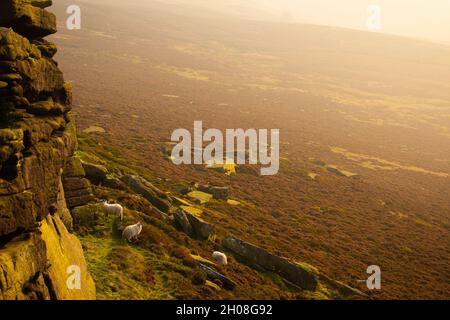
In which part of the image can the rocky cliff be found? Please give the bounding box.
[0,0,95,299]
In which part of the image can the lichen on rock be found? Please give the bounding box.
[0,215,96,299]
[0,0,96,300]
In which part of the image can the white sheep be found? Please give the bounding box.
[122,222,143,242]
[101,199,123,221]
[212,251,228,266]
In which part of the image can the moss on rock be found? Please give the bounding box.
[0,0,57,39]
[39,215,96,299]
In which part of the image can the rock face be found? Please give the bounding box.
[198,185,229,200]
[62,157,95,209]
[174,207,215,240]
[223,236,318,291]
[81,160,127,190]
[0,215,96,299]
[198,263,237,290]
[81,161,108,185]
[120,175,172,213]
[173,208,193,235]
[186,212,215,240]
[0,0,57,39]
[0,0,95,299]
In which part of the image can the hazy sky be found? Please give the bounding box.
[249,0,450,42]
[93,0,450,42]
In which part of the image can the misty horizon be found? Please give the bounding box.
[117,0,450,43]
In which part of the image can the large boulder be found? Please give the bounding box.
[187,190,213,204]
[186,212,215,240]
[0,0,57,40]
[24,1,53,9]
[173,208,193,235]
[81,160,127,190]
[198,185,229,200]
[62,157,95,209]
[172,183,193,195]
[223,236,319,291]
[81,161,108,185]
[70,203,104,230]
[174,207,215,240]
[198,263,237,290]
[120,175,171,213]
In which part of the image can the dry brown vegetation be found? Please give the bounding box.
[48,0,450,299]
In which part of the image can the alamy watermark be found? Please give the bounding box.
[170,121,280,176]
[366,265,381,290]
[66,265,81,290]
[367,5,382,31]
[66,5,81,30]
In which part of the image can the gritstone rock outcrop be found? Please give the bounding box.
[0,0,96,300]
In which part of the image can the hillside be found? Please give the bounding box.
[46,0,450,299]
[0,0,362,300]
[0,0,448,300]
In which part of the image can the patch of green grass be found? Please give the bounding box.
[263,272,289,290]
[79,235,155,300]
[301,283,332,300]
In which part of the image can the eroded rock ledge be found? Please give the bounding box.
[0,0,95,300]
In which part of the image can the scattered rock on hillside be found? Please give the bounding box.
[325,165,357,177]
[81,161,128,190]
[307,173,318,180]
[198,263,237,290]
[174,207,215,240]
[198,185,229,200]
[120,175,172,213]
[81,161,108,184]
[223,236,318,291]
[180,205,203,216]
[186,212,215,240]
[83,126,106,134]
[205,162,237,176]
[227,199,241,206]
[187,190,213,204]
[160,142,176,159]
[173,208,193,235]
[172,183,193,195]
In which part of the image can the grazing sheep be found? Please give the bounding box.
[101,199,123,221]
[212,251,228,266]
[122,222,143,242]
